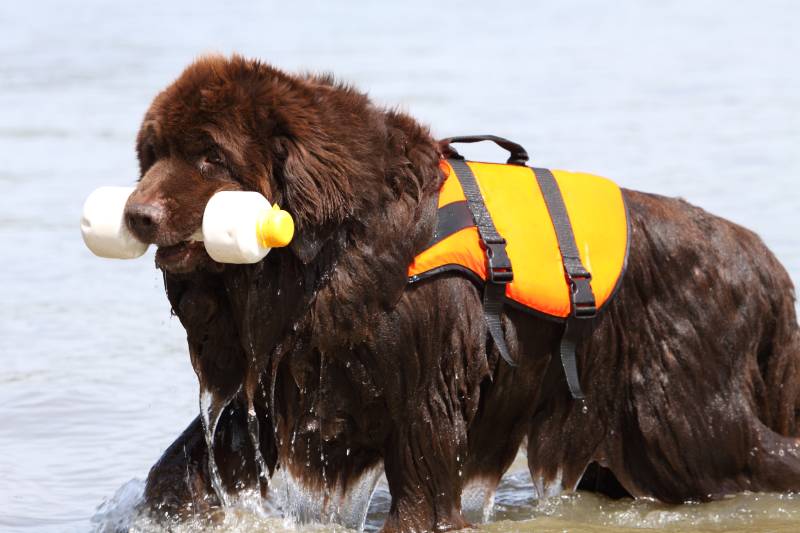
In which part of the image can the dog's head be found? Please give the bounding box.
[125,55,444,408]
[125,54,404,274]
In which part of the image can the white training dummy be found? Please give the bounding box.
[80,187,294,264]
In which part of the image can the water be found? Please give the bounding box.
[246,402,271,497]
[199,389,232,508]
[89,463,800,533]
[1,1,799,531]
[279,464,382,530]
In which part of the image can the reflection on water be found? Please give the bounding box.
[1,0,799,532]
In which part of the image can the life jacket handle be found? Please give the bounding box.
[439,135,529,166]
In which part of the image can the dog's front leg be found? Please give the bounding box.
[381,398,470,532]
[143,415,214,518]
[142,397,277,519]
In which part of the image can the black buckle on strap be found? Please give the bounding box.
[485,239,513,283]
[569,274,597,318]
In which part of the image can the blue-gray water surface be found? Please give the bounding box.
[1,1,799,532]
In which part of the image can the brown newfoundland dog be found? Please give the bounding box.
[123,55,800,531]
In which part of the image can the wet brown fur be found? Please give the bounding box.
[127,55,800,531]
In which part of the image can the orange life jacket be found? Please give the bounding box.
[408,159,629,319]
[407,136,629,400]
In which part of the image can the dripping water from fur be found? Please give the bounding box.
[246,400,271,494]
[243,266,271,498]
[270,350,383,530]
[199,389,231,507]
[278,463,383,531]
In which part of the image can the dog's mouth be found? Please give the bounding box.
[155,239,211,274]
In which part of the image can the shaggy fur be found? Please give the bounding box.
[124,55,800,532]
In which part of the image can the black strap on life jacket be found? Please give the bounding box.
[532,167,596,400]
[441,135,529,165]
[447,157,516,366]
[437,136,595,399]
[425,200,474,248]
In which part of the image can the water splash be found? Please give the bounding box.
[279,464,383,531]
[199,388,231,507]
[91,478,145,532]
[461,477,497,524]
[90,478,289,533]
[531,468,564,501]
[92,466,800,533]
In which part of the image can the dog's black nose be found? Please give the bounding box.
[125,202,166,242]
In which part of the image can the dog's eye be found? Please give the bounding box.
[204,151,225,166]
[199,150,229,178]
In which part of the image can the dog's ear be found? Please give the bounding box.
[274,137,354,264]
